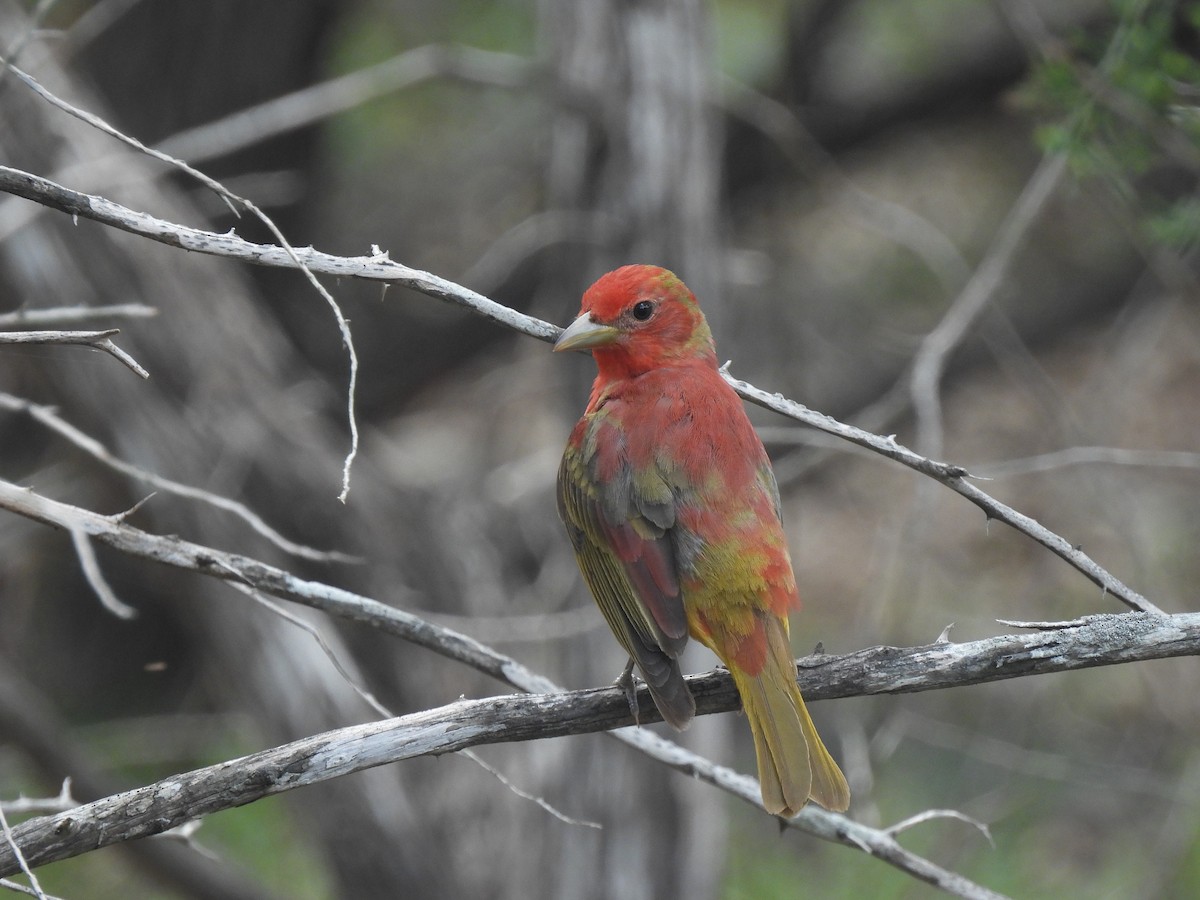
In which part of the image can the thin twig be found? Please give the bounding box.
[223,568,597,828]
[68,526,137,619]
[0,304,157,327]
[0,57,359,501]
[0,328,148,378]
[460,749,603,830]
[0,391,354,562]
[0,880,62,900]
[154,44,537,165]
[0,782,75,818]
[887,809,995,848]
[0,801,44,900]
[908,153,1067,458]
[0,166,556,340]
[722,368,1162,614]
[224,579,391,718]
[972,446,1200,477]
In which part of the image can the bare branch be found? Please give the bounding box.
[0,166,558,339]
[6,476,1190,708]
[229,568,601,830]
[0,681,1007,898]
[460,749,603,830]
[0,304,157,327]
[0,800,44,900]
[908,153,1067,458]
[973,446,1200,477]
[887,809,995,846]
[0,58,359,500]
[0,880,61,900]
[0,391,354,563]
[10,591,1190,897]
[722,368,1162,614]
[3,479,1195,896]
[0,328,148,378]
[68,526,137,619]
[225,580,389,718]
[154,44,537,165]
[0,782,76,818]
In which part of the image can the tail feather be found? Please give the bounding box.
[628,626,696,730]
[642,657,696,730]
[730,623,850,816]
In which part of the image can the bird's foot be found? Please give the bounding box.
[615,658,640,725]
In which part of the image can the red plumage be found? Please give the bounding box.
[554,265,850,815]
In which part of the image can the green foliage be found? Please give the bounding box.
[1021,0,1200,250]
[1145,195,1200,246]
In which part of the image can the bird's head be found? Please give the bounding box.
[553,265,716,379]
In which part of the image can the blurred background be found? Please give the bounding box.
[1,0,1199,897]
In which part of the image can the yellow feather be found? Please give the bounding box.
[727,620,850,816]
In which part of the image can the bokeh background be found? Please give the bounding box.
[2,0,1199,897]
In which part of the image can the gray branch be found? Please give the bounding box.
[0,608,1195,882]
[2,476,1197,898]
[0,328,148,378]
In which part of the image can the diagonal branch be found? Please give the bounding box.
[0,165,558,342]
[907,154,1067,458]
[0,391,354,563]
[0,165,1159,612]
[723,371,1160,614]
[0,328,148,378]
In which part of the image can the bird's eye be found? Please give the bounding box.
[631,301,655,321]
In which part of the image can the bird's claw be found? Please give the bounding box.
[615,658,640,725]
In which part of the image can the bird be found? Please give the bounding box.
[553,264,850,815]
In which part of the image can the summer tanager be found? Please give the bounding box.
[554,264,850,815]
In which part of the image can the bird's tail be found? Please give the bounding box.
[730,623,850,816]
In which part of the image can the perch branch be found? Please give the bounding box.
[1,476,1197,895]
[2,604,1196,891]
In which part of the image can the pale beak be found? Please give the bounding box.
[553,313,620,352]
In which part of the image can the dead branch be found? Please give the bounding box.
[1,606,1195,892]
[0,328,148,378]
[1,474,1197,893]
[0,304,156,327]
[0,391,353,563]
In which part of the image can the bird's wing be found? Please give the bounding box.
[557,433,695,728]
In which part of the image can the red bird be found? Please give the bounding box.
[554,265,850,815]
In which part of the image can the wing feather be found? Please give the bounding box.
[557,431,695,729]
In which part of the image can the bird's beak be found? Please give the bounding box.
[553,313,620,352]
